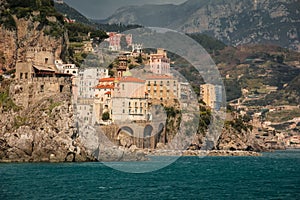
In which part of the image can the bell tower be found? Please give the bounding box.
[117,55,128,77]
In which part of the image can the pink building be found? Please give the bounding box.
[107,32,132,51]
[149,48,170,75]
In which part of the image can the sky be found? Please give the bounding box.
[63,0,187,19]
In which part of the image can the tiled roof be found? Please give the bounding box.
[119,76,145,83]
[105,91,111,95]
[99,77,116,82]
[95,84,115,89]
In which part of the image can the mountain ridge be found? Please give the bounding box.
[104,0,300,51]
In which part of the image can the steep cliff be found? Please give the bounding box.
[0,80,94,162]
[0,0,68,72]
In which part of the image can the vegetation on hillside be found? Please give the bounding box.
[187,33,226,54]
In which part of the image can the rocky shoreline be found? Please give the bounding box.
[143,149,262,157]
[0,149,262,163]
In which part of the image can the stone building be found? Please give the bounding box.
[116,55,128,78]
[15,47,57,80]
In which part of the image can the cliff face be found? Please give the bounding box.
[105,0,300,51]
[0,0,68,72]
[0,80,93,162]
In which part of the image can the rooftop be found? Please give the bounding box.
[119,76,145,83]
[146,75,174,80]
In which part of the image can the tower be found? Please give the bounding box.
[117,55,128,78]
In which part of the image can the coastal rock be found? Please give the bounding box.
[0,81,94,162]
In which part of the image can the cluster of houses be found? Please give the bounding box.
[74,49,185,125]
[12,25,223,128]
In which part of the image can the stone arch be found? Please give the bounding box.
[143,124,153,138]
[117,126,134,148]
[143,124,153,149]
[118,126,134,136]
[157,123,165,144]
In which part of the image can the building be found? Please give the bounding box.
[200,84,222,110]
[149,48,170,75]
[55,60,78,76]
[16,47,59,80]
[145,75,180,105]
[112,73,150,122]
[76,68,109,125]
[78,68,109,98]
[93,77,116,124]
[83,41,94,53]
[106,32,133,51]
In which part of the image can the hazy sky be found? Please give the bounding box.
[63,0,187,19]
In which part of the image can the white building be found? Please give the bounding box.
[78,68,109,98]
[77,68,109,125]
[55,60,79,76]
[112,73,150,122]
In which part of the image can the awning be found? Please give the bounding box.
[33,65,55,72]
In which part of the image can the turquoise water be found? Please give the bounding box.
[1,150,300,200]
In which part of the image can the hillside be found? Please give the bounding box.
[54,1,92,25]
[105,0,300,51]
[0,0,68,72]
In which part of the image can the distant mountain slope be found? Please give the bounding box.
[105,0,300,51]
[54,1,92,25]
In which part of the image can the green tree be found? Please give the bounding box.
[102,112,110,121]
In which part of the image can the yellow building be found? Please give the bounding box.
[200,84,222,110]
[145,75,180,105]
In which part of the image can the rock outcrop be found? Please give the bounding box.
[0,80,94,162]
[0,0,68,72]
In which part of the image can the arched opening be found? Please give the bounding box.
[117,126,134,148]
[143,125,153,149]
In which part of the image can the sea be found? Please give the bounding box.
[1,150,300,200]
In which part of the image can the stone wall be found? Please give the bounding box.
[11,77,72,109]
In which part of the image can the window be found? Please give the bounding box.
[40,85,44,92]
[20,73,23,79]
[122,84,125,90]
[59,85,64,93]
[45,58,48,64]
[25,73,28,79]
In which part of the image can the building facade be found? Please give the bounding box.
[149,48,170,75]
[112,75,149,122]
[145,75,180,105]
[200,84,222,110]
